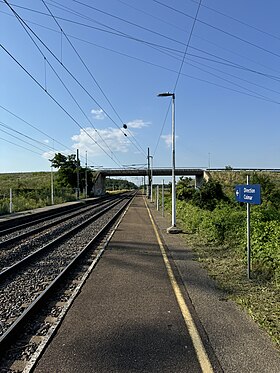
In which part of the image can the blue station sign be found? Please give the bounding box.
[235,184,261,205]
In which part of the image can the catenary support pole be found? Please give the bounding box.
[162,179,164,216]
[76,149,80,200]
[156,185,159,211]
[9,188,13,213]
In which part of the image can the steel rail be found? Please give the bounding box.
[0,196,120,250]
[0,195,128,281]
[0,194,117,237]
[0,192,134,354]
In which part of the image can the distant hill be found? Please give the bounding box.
[0,172,138,191]
[0,172,53,190]
[208,170,280,199]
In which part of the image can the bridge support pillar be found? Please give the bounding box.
[93,172,106,196]
[195,171,210,189]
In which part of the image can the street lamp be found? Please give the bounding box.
[157,92,180,233]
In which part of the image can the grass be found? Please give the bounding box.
[182,231,280,350]
[0,172,77,215]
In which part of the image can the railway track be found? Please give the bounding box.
[0,194,125,271]
[0,192,134,368]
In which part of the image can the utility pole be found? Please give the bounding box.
[51,164,54,205]
[147,147,151,198]
[76,149,80,200]
[85,150,88,198]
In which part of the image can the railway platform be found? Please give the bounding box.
[32,194,279,373]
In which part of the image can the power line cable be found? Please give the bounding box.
[0,121,58,151]
[4,4,280,84]
[3,2,129,167]
[71,0,191,49]
[173,0,202,91]
[115,0,187,33]
[153,0,202,156]
[0,104,72,152]
[2,1,149,158]
[151,0,280,61]
[69,31,279,104]
[46,56,124,166]
[0,42,122,167]
[0,136,43,156]
[42,0,147,158]
[45,1,280,80]
[186,57,280,97]
[3,6,280,100]
[3,2,280,160]
[188,0,280,44]
[3,1,143,162]
[8,0,280,77]
[0,127,48,153]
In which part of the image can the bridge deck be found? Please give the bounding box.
[99,168,205,177]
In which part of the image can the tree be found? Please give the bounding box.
[50,153,78,188]
[176,177,195,201]
[192,179,229,210]
[50,153,95,195]
[225,165,233,170]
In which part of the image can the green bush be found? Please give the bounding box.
[251,220,280,281]
[191,180,229,211]
[165,193,279,281]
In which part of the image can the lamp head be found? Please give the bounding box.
[157,92,175,98]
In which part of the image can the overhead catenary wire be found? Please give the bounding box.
[3,0,144,163]
[0,43,123,167]
[154,0,202,156]
[187,0,280,44]
[2,5,280,104]
[0,104,94,164]
[0,104,73,153]
[4,4,280,84]
[0,136,43,156]
[2,1,127,168]
[2,0,280,169]
[65,31,280,104]
[0,121,59,152]
[0,127,48,153]
[43,1,279,93]
[3,0,147,158]
[173,0,202,91]
[151,0,280,62]
[3,4,280,164]
[8,0,280,65]
[42,0,147,158]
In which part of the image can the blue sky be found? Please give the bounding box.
[1,0,280,181]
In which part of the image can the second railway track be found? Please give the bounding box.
[0,194,125,271]
[0,192,134,368]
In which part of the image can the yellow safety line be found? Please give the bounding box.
[144,198,214,373]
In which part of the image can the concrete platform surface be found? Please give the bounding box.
[33,194,280,373]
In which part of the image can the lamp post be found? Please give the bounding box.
[149,155,154,202]
[157,92,180,233]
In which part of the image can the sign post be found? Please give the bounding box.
[235,177,261,279]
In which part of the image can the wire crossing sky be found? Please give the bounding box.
[1,0,279,175]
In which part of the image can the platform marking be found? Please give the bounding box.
[144,199,214,373]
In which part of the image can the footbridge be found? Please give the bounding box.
[92,168,209,196]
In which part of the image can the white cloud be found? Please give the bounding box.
[161,134,178,148]
[71,127,130,157]
[126,119,150,129]
[91,108,106,120]
[42,149,72,161]
[42,150,56,160]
